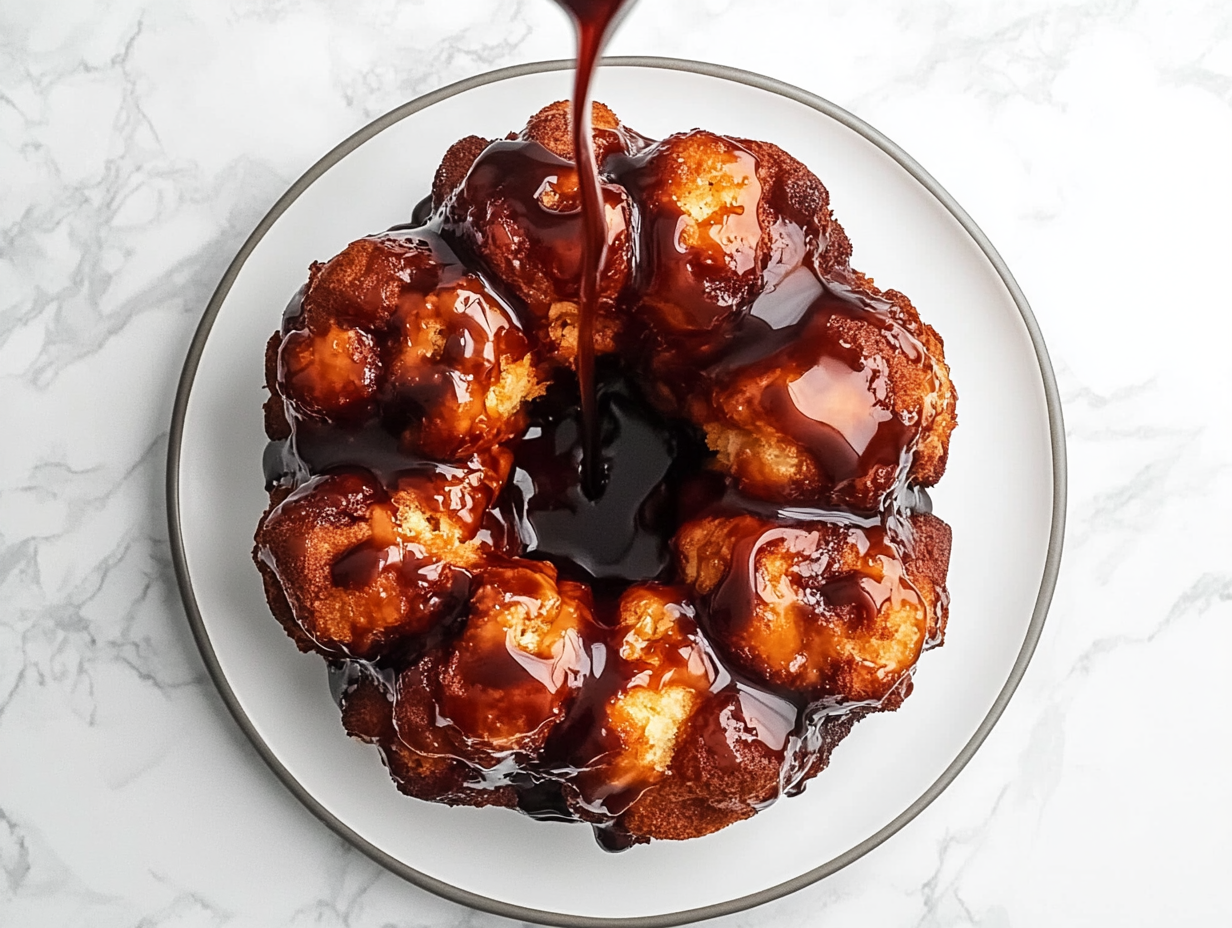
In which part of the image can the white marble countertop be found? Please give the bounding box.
[3,0,1230,925]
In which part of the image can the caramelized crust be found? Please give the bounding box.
[262,331,291,440]
[618,131,853,351]
[432,135,491,211]
[300,234,448,331]
[848,275,958,489]
[341,671,517,808]
[903,511,953,645]
[736,138,853,278]
[519,99,644,163]
[621,689,785,840]
[253,484,316,653]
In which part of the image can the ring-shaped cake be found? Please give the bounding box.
[254,102,957,850]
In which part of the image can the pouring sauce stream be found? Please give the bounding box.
[551,0,633,498]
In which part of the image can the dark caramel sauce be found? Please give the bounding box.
[608,136,766,331]
[706,522,912,695]
[507,361,705,595]
[438,141,627,308]
[737,299,916,498]
[266,0,943,851]
[551,0,634,497]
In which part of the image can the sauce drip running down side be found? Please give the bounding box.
[551,0,635,498]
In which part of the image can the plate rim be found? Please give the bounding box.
[166,55,1067,928]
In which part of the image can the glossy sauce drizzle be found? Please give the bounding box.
[550,0,634,497]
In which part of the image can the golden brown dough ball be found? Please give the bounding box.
[697,281,956,510]
[274,229,543,461]
[621,130,768,337]
[614,131,850,349]
[394,560,595,767]
[278,322,380,423]
[340,669,517,808]
[383,272,542,460]
[254,459,509,660]
[568,585,720,818]
[388,448,516,560]
[676,512,950,703]
[299,233,448,332]
[439,139,632,365]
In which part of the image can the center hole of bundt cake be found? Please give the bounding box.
[507,356,712,599]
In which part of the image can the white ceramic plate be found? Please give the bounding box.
[168,59,1065,927]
